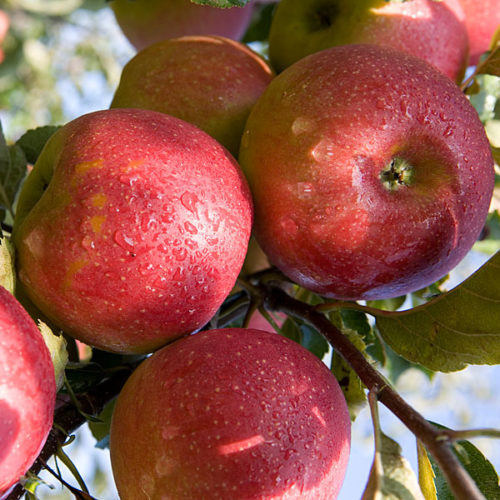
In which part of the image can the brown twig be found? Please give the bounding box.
[259,281,486,500]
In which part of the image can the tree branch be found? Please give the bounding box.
[259,281,486,500]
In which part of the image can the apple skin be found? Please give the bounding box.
[458,0,500,65]
[111,35,274,157]
[0,286,56,496]
[110,0,254,51]
[239,44,495,301]
[110,328,351,499]
[268,0,469,83]
[12,108,253,354]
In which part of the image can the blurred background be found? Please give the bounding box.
[0,2,499,499]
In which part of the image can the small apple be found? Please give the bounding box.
[110,0,255,51]
[111,35,273,157]
[457,0,500,65]
[0,10,9,64]
[0,285,56,496]
[239,44,494,301]
[12,108,253,354]
[110,327,351,499]
[268,0,469,82]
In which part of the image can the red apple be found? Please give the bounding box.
[0,286,56,496]
[458,0,500,65]
[239,44,494,301]
[111,35,274,157]
[110,0,255,51]
[0,10,9,64]
[110,327,351,499]
[12,108,253,354]
[268,0,469,82]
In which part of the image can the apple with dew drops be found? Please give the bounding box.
[268,0,469,83]
[239,44,494,301]
[110,0,255,51]
[110,328,351,499]
[12,108,253,354]
[457,0,500,65]
[111,35,274,158]
[0,286,56,496]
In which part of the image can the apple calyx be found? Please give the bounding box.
[312,5,338,30]
[380,157,414,191]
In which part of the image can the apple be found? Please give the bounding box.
[110,0,255,51]
[0,285,56,496]
[12,108,253,354]
[110,35,274,157]
[110,327,351,499]
[0,10,9,64]
[268,0,469,82]
[457,0,500,65]
[238,44,495,301]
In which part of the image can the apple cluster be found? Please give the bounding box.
[1,0,498,498]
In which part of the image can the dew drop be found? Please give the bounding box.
[173,246,187,261]
[181,192,200,216]
[113,230,135,251]
[280,217,298,236]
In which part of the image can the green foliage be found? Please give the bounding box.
[375,251,500,371]
[427,427,500,500]
[16,125,61,164]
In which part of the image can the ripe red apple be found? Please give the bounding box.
[111,35,274,157]
[12,108,253,354]
[268,0,469,82]
[0,286,56,496]
[239,44,495,301]
[458,0,500,65]
[110,327,351,499]
[110,0,254,51]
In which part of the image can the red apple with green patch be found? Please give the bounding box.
[110,0,255,51]
[268,0,469,82]
[111,35,274,157]
[239,44,494,301]
[12,108,253,354]
[110,327,351,499]
[0,286,56,497]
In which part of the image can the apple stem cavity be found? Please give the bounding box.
[380,157,414,191]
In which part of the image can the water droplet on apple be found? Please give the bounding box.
[81,236,95,250]
[443,125,454,137]
[311,140,334,163]
[181,192,200,216]
[172,246,187,261]
[280,217,298,236]
[296,182,314,199]
[291,117,314,136]
[184,221,198,235]
[113,230,135,252]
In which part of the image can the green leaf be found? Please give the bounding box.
[375,251,500,372]
[331,329,367,420]
[279,316,329,360]
[16,125,61,165]
[0,123,28,222]
[474,210,500,254]
[417,440,437,500]
[362,393,425,500]
[477,45,500,78]
[88,399,116,450]
[190,0,249,7]
[242,4,275,43]
[0,236,15,294]
[38,320,68,391]
[427,429,500,499]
